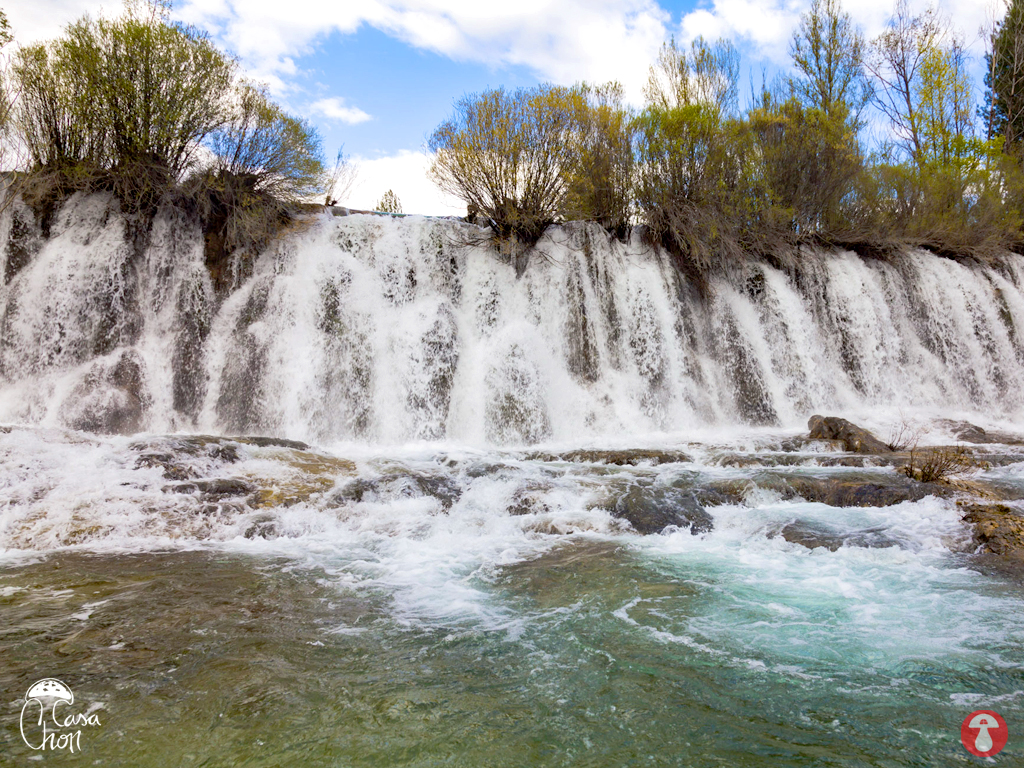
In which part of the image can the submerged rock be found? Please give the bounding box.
[612,485,713,535]
[961,503,1024,561]
[936,420,1024,446]
[777,521,903,551]
[807,415,890,454]
[524,448,692,466]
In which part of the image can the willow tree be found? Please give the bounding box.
[559,82,635,235]
[429,85,580,245]
[11,0,234,214]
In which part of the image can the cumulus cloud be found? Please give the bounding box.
[346,150,464,216]
[679,0,995,64]
[310,97,372,125]
[4,0,106,43]
[175,0,670,102]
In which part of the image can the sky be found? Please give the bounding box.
[5,0,998,215]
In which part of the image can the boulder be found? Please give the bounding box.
[961,503,1024,561]
[613,485,713,535]
[807,415,890,454]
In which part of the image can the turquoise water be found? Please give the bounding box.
[1,430,1023,766]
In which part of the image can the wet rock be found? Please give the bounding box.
[131,435,243,479]
[690,472,946,508]
[506,483,553,516]
[807,415,890,454]
[714,452,876,468]
[165,477,256,500]
[328,472,462,511]
[235,436,310,450]
[961,503,1024,561]
[612,485,713,535]
[782,475,946,507]
[243,514,279,540]
[777,521,902,551]
[936,420,1024,446]
[61,350,149,434]
[525,448,692,466]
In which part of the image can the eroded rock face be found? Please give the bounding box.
[961,503,1024,561]
[808,415,890,454]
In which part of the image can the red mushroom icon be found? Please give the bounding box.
[961,709,1008,757]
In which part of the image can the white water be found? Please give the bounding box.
[3,193,1024,443]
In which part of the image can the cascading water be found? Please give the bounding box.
[2,193,1024,766]
[3,192,1024,441]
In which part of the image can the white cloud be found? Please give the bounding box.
[679,0,997,65]
[345,150,464,216]
[4,0,107,44]
[310,97,372,125]
[175,0,670,102]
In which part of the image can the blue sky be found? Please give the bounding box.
[9,0,994,214]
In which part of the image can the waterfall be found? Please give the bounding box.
[2,192,1024,444]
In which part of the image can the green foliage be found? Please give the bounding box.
[985,0,1024,150]
[789,0,872,122]
[634,103,747,275]
[7,0,334,262]
[206,82,325,202]
[375,189,402,213]
[645,36,739,117]
[868,0,947,164]
[560,82,635,235]
[428,84,582,245]
[746,97,863,235]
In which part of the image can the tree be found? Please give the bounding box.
[789,0,872,122]
[984,0,1024,151]
[560,82,635,234]
[747,96,863,234]
[10,0,234,214]
[428,85,581,245]
[645,36,739,117]
[916,39,974,166]
[375,189,402,213]
[867,0,947,165]
[206,82,325,202]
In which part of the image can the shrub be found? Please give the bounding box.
[10,0,234,216]
[746,97,863,235]
[902,444,980,483]
[188,82,326,286]
[560,82,635,236]
[428,85,580,246]
[634,103,747,281]
[375,189,402,213]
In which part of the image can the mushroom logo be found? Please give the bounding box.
[961,709,1009,757]
[23,679,73,725]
